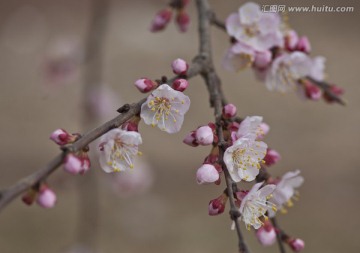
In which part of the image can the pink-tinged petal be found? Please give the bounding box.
[196,164,220,184]
[195,126,214,145]
[258,184,276,198]
[37,187,57,209]
[285,30,299,51]
[256,225,276,246]
[254,50,272,69]
[64,154,83,175]
[222,47,253,72]
[310,56,326,82]
[226,13,242,37]
[239,2,261,25]
[171,58,188,75]
[289,239,305,252]
[258,13,281,35]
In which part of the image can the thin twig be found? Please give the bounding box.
[271,217,287,253]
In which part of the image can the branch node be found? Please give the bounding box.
[117,104,131,113]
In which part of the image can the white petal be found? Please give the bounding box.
[239,2,261,25]
[226,13,242,37]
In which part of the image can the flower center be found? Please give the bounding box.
[148,96,182,129]
[244,24,259,37]
[107,140,140,172]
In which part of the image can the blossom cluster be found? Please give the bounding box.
[223,2,344,103]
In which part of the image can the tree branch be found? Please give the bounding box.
[195,0,249,252]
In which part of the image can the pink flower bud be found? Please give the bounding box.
[121,121,139,132]
[183,131,199,147]
[171,58,188,75]
[254,50,272,69]
[80,157,91,175]
[134,78,155,93]
[196,164,219,184]
[50,128,71,145]
[257,122,270,139]
[208,194,227,216]
[195,126,214,145]
[222,103,237,118]
[264,148,281,166]
[285,30,299,51]
[37,186,57,209]
[150,8,173,32]
[323,84,344,103]
[176,11,190,32]
[235,190,249,201]
[172,78,189,92]
[228,122,240,132]
[296,36,311,54]
[288,238,305,252]
[64,153,83,174]
[256,223,276,246]
[22,190,36,206]
[304,82,322,100]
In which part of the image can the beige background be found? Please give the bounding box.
[0,0,359,252]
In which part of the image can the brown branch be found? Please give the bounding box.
[195,0,249,252]
[271,217,287,253]
[209,11,226,31]
[306,76,345,105]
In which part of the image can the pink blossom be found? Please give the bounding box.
[236,116,266,141]
[195,126,214,146]
[37,186,57,209]
[176,11,190,32]
[264,148,281,166]
[172,78,189,92]
[63,153,83,174]
[222,42,255,72]
[265,52,312,93]
[196,164,220,184]
[223,103,237,118]
[150,8,173,32]
[254,50,272,69]
[304,81,322,100]
[208,194,228,216]
[289,238,305,252]
[98,128,142,173]
[324,84,344,103]
[171,58,188,75]
[225,2,283,52]
[310,56,326,82]
[285,30,299,51]
[134,78,156,93]
[141,84,190,133]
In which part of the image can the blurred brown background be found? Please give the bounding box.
[0,0,359,252]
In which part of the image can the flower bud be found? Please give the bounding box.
[296,36,311,54]
[304,82,322,100]
[22,190,36,206]
[256,222,276,246]
[196,164,219,184]
[254,50,272,69]
[264,148,281,166]
[323,84,344,103]
[208,194,227,216]
[134,78,156,93]
[80,156,91,175]
[288,238,305,252]
[176,11,190,32]
[183,131,199,147]
[222,104,237,119]
[285,30,299,51]
[150,8,173,32]
[172,78,189,92]
[171,58,188,75]
[195,126,214,145]
[50,128,71,145]
[64,153,83,174]
[37,186,57,209]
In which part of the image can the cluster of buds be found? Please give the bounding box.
[22,184,57,209]
[50,129,91,175]
[222,2,344,104]
[150,0,190,32]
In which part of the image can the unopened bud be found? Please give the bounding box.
[222,103,237,118]
[134,78,156,93]
[296,36,311,54]
[172,78,189,92]
[254,50,272,69]
[176,11,190,32]
[150,8,173,32]
[304,81,322,100]
[64,153,83,175]
[50,129,71,145]
[323,84,344,103]
[22,190,36,206]
[196,164,219,184]
[264,148,281,166]
[37,186,57,209]
[195,126,214,145]
[208,194,227,216]
[288,238,305,252]
[256,222,276,246]
[171,58,188,75]
[183,131,198,147]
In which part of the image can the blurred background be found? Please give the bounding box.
[0,0,359,252]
